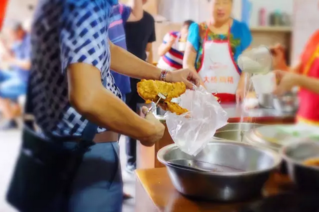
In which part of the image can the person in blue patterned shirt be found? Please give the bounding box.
[18,0,200,211]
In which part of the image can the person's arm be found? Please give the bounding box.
[183,23,200,73]
[271,44,302,74]
[297,75,319,94]
[125,0,143,22]
[59,1,165,146]
[10,59,31,70]
[274,70,319,95]
[146,42,153,64]
[183,42,197,73]
[68,63,164,145]
[109,40,161,79]
[109,40,199,88]
[158,34,176,56]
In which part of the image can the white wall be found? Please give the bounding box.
[249,0,293,26]
[4,0,38,23]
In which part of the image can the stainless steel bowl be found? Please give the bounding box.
[215,123,264,142]
[273,92,299,113]
[258,92,299,112]
[258,94,274,109]
[158,142,281,201]
[281,140,319,191]
[217,123,264,132]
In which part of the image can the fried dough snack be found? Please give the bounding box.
[304,158,319,167]
[137,80,188,115]
[159,101,189,115]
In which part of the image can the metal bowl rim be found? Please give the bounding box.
[280,140,319,171]
[157,141,281,176]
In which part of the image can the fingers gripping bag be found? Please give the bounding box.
[165,86,228,156]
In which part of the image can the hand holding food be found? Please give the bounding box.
[140,106,165,147]
[137,80,188,115]
[165,68,201,89]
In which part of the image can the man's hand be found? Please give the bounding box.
[165,69,201,89]
[273,70,299,96]
[139,107,165,147]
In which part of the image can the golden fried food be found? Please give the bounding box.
[159,101,189,115]
[137,80,186,102]
[304,158,319,167]
[137,80,188,115]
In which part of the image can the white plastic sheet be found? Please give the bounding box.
[165,86,228,156]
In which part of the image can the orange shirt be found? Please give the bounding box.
[300,30,319,74]
[297,30,319,125]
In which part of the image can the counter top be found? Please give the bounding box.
[135,168,293,212]
[156,103,296,124]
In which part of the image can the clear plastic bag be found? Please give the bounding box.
[165,86,228,156]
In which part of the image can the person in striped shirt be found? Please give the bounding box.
[157,20,194,71]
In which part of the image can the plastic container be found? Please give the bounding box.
[251,72,276,94]
[259,8,266,26]
[238,46,273,74]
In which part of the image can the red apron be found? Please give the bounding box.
[197,23,240,103]
[297,46,319,125]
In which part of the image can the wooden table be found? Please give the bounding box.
[135,168,293,212]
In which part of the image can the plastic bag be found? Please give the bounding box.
[165,86,228,156]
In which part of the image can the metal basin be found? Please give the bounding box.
[281,140,319,191]
[258,93,274,109]
[217,123,264,132]
[215,123,264,142]
[158,142,281,201]
[273,93,299,113]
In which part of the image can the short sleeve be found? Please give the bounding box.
[119,4,132,23]
[187,23,200,51]
[148,16,156,43]
[239,22,252,50]
[60,1,110,74]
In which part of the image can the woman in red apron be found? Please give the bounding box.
[273,31,319,125]
[183,0,252,103]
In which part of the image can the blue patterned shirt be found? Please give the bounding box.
[28,0,121,137]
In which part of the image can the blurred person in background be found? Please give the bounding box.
[23,19,32,33]
[183,0,252,103]
[108,0,143,199]
[0,20,30,130]
[7,0,199,211]
[109,0,143,103]
[272,28,319,126]
[157,20,194,71]
[124,0,156,173]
